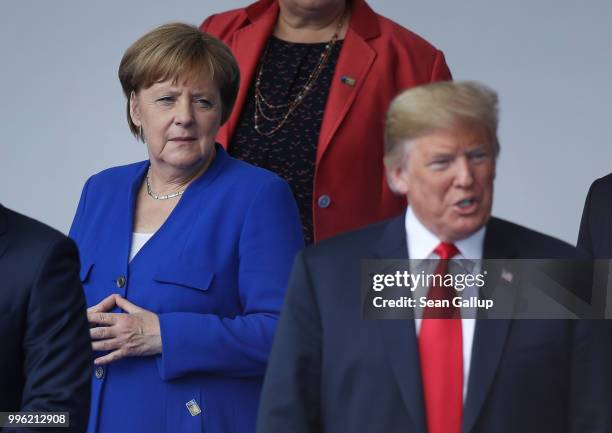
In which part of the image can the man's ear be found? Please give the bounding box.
[386,163,410,196]
[129,91,141,127]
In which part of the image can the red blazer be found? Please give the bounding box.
[201,0,452,242]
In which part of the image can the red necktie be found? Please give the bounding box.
[419,242,463,433]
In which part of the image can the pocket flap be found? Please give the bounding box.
[154,264,213,292]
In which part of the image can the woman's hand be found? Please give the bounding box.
[88,294,162,365]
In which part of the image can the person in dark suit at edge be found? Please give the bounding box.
[577,173,612,345]
[0,205,91,432]
[578,172,612,258]
[256,81,612,433]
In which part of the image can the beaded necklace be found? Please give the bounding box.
[253,10,346,136]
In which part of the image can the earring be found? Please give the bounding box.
[138,125,144,142]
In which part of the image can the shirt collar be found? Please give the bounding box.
[405,206,485,260]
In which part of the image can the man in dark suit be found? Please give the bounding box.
[578,173,612,258]
[256,82,612,433]
[0,205,91,432]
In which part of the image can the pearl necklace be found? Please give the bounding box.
[146,169,185,200]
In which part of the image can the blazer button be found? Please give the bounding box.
[116,276,126,288]
[317,195,331,209]
[95,366,105,380]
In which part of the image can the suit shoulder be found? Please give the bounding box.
[85,161,146,191]
[220,154,287,191]
[223,153,278,180]
[203,7,247,23]
[303,218,392,261]
[488,217,578,259]
[376,14,443,54]
[589,172,612,197]
[5,207,68,243]
[89,161,145,182]
[369,13,449,81]
[200,7,249,37]
[4,207,76,258]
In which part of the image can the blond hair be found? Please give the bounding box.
[384,81,499,169]
[118,23,240,139]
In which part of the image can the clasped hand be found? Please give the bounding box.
[88,294,162,365]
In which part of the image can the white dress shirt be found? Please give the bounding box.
[405,206,485,400]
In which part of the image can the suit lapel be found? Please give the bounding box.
[372,216,522,433]
[373,215,427,432]
[0,205,7,259]
[462,319,512,433]
[316,0,379,164]
[371,214,408,261]
[372,216,523,432]
[377,319,427,432]
[121,163,149,273]
[218,1,278,148]
[462,218,516,433]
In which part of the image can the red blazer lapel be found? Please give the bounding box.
[217,1,278,148]
[215,0,382,161]
[316,0,380,164]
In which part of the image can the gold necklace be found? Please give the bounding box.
[253,11,346,136]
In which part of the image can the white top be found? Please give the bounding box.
[129,232,155,262]
[405,206,485,400]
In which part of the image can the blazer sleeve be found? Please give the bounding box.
[256,251,323,433]
[156,177,304,380]
[69,176,92,244]
[8,237,92,433]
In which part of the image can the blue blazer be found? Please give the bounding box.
[69,146,304,433]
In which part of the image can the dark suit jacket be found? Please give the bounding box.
[257,215,612,433]
[0,205,91,432]
[578,173,612,258]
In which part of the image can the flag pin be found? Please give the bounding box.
[501,269,513,283]
[340,75,356,86]
[186,399,202,416]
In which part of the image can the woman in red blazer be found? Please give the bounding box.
[201,0,451,243]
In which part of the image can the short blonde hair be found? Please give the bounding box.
[384,81,499,169]
[118,23,240,139]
